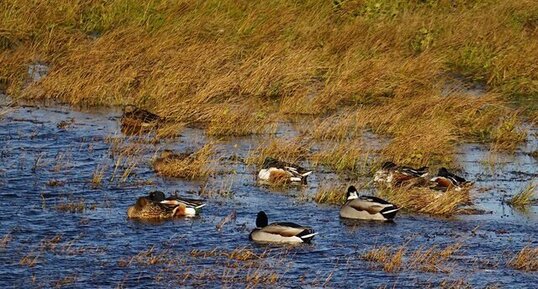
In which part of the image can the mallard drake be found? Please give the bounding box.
[127,191,206,219]
[120,105,164,135]
[374,161,428,187]
[339,186,399,221]
[430,168,471,192]
[249,211,317,244]
[257,157,312,185]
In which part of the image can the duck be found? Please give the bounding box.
[374,161,429,187]
[249,211,317,244]
[120,105,164,135]
[430,168,471,192]
[127,191,206,219]
[257,157,312,185]
[339,186,400,221]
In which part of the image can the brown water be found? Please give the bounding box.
[0,98,536,288]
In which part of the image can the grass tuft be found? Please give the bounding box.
[508,246,538,271]
[507,183,536,208]
[152,144,214,179]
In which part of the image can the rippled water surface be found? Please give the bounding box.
[0,100,537,288]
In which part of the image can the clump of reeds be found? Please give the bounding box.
[507,183,536,208]
[378,186,471,216]
[314,185,347,205]
[311,141,367,174]
[206,103,274,137]
[246,137,311,166]
[408,243,462,273]
[152,144,214,179]
[363,242,461,273]
[362,245,406,273]
[508,246,538,271]
[55,198,96,213]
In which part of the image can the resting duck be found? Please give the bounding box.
[374,161,429,187]
[430,168,471,192]
[257,157,312,185]
[127,191,206,219]
[120,105,164,135]
[340,186,400,221]
[249,211,317,244]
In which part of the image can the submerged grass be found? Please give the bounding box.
[378,186,471,216]
[0,0,534,165]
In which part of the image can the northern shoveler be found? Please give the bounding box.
[249,211,317,244]
[257,157,312,185]
[430,168,472,191]
[374,161,429,187]
[339,186,399,221]
[127,191,205,219]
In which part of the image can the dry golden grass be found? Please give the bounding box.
[378,186,471,216]
[508,183,536,208]
[55,198,96,213]
[246,137,311,166]
[362,245,405,273]
[408,243,462,273]
[0,0,535,165]
[311,140,369,173]
[363,242,461,273]
[0,232,12,248]
[152,144,214,179]
[314,184,347,205]
[509,246,538,271]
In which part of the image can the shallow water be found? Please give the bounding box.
[0,101,537,288]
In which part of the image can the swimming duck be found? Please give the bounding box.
[249,211,317,244]
[339,186,400,221]
[120,105,164,135]
[257,157,312,185]
[374,161,429,187]
[430,168,471,192]
[127,191,206,219]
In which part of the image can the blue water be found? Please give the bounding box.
[0,102,537,288]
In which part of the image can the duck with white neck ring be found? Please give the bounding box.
[339,186,400,221]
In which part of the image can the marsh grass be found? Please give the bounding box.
[152,144,214,179]
[378,186,471,216]
[363,242,461,273]
[507,183,536,208]
[311,141,370,174]
[0,232,12,248]
[55,197,97,213]
[509,246,538,271]
[1,0,533,166]
[314,184,347,205]
[246,137,311,166]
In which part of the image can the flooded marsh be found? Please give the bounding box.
[0,99,537,288]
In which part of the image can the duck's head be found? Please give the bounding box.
[256,211,269,228]
[438,167,449,176]
[346,186,359,200]
[381,161,397,170]
[262,157,279,168]
[148,191,166,202]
